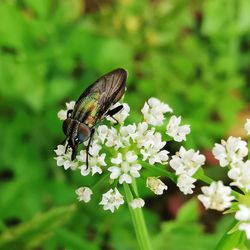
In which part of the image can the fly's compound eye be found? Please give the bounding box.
[62,118,72,135]
[77,123,91,143]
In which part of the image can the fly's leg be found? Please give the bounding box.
[67,109,73,118]
[106,105,123,124]
[71,146,77,161]
[86,128,95,169]
[65,142,70,153]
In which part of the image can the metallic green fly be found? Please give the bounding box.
[62,68,127,167]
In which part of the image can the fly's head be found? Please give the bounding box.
[62,118,91,160]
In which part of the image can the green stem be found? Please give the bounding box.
[215,220,245,250]
[139,160,177,183]
[123,183,152,250]
[193,168,213,184]
[92,173,109,190]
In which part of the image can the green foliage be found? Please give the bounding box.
[0,0,250,249]
[0,205,76,250]
[153,199,234,250]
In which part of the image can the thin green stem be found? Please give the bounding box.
[139,160,177,183]
[92,173,109,190]
[193,168,213,184]
[131,180,152,250]
[123,183,152,250]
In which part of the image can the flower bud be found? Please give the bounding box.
[146,177,168,195]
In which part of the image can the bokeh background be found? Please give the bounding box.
[0,0,250,249]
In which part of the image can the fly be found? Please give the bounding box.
[62,68,127,168]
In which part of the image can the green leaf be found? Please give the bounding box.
[176,199,198,223]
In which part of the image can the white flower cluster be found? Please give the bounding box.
[196,118,250,240]
[141,97,172,126]
[99,188,124,213]
[169,146,205,194]
[212,136,248,168]
[197,181,234,211]
[235,205,250,239]
[211,120,250,193]
[54,145,78,170]
[55,97,195,212]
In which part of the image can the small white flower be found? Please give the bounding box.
[120,124,137,143]
[54,144,78,170]
[177,174,196,195]
[135,122,149,147]
[239,223,250,239]
[198,181,234,211]
[96,125,109,144]
[130,198,145,209]
[244,119,250,136]
[235,205,250,221]
[140,132,169,165]
[235,205,250,239]
[166,115,190,142]
[57,101,75,120]
[77,142,106,176]
[108,151,141,184]
[146,177,168,195]
[75,187,93,203]
[212,136,248,167]
[141,97,172,126]
[106,102,130,124]
[136,125,155,149]
[169,146,205,176]
[105,127,126,150]
[99,188,124,212]
[228,160,250,191]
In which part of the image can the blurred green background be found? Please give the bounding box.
[0,0,250,249]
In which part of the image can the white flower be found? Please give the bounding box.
[106,102,130,124]
[212,136,248,167]
[235,205,250,221]
[235,205,250,239]
[120,124,137,143]
[54,144,78,170]
[228,160,250,191]
[136,124,154,149]
[141,97,172,126]
[169,146,205,176]
[75,187,93,203]
[166,115,190,142]
[146,177,168,195]
[135,122,149,147]
[140,132,169,165]
[108,151,141,184]
[239,223,250,239]
[244,119,250,136]
[57,101,75,120]
[77,142,106,176]
[96,125,109,144]
[105,127,126,150]
[99,188,124,212]
[130,198,145,209]
[198,181,234,211]
[177,174,196,195]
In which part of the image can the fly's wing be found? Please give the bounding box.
[72,68,127,126]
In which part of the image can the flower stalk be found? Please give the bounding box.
[123,183,152,250]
